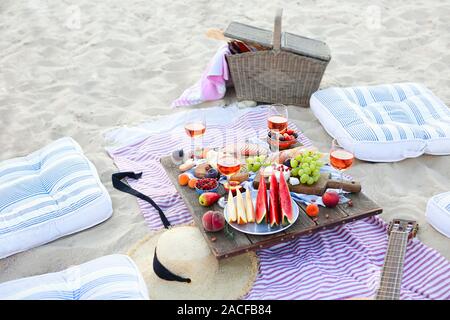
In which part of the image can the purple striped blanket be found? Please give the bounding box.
[107,107,450,300]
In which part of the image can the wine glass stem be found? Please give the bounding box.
[223,175,232,205]
[191,137,196,162]
[339,170,344,195]
[270,130,280,162]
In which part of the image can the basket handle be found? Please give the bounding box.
[273,8,283,51]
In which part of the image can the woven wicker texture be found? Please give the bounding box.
[225,9,331,107]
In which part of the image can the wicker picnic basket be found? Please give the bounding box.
[224,9,331,107]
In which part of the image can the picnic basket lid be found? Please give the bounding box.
[224,10,331,62]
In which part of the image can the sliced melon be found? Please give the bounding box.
[227,189,237,223]
[235,188,247,224]
[245,189,255,223]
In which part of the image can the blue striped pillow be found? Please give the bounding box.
[0,137,112,259]
[310,83,450,162]
[0,255,149,300]
[426,192,450,238]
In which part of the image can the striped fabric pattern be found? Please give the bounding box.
[433,192,450,213]
[246,216,450,300]
[0,255,149,300]
[426,192,450,238]
[108,107,450,300]
[310,83,450,161]
[312,83,450,142]
[109,107,312,229]
[0,137,112,259]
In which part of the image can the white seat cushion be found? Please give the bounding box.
[0,137,112,259]
[0,254,149,300]
[426,192,450,238]
[310,83,450,162]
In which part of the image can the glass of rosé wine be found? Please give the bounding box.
[216,147,242,207]
[267,104,288,158]
[184,113,206,163]
[329,138,355,194]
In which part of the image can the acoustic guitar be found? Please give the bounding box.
[375,219,418,299]
[351,219,419,300]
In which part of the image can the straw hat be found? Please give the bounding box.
[128,225,258,300]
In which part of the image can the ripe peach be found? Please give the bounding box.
[202,211,225,232]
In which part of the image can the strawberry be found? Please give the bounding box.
[283,135,292,141]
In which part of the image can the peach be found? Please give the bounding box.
[202,211,225,232]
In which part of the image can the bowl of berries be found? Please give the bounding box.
[267,129,299,150]
[195,178,219,195]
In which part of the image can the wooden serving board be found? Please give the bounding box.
[253,172,362,195]
[161,156,382,260]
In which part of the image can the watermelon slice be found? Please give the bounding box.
[255,176,268,224]
[278,171,294,224]
[268,172,281,226]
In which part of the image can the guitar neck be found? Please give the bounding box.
[376,231,409,300]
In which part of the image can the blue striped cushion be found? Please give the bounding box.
[0,255,149,300]
[426,192,450,238]
[0,137,112,259]
[310,83,450,162]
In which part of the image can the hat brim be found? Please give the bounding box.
[127,227,258,300]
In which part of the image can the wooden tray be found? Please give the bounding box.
[161,156,383,260]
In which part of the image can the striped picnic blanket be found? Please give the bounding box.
[107,106,450,300]
[246,216,449,300]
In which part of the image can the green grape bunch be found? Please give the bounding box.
[246,155,271,173]
[288,150,324,185]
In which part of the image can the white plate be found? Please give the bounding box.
[223,190,299,236]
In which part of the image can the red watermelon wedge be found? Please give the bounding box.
[268,172,281,226]
[255,175,268,224]
[278,171,294,224]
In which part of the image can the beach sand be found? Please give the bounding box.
[0,0,449,284]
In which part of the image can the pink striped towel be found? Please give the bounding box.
[107,107,450,300]
[247,216,449,300]
[171,44,230,108]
